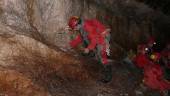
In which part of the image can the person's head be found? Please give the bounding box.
[137,44,147,54]
[68,16,81,30]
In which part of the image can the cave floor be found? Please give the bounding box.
[43,56,161,96]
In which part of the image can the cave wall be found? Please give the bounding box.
[0,0,73,48]
[0,0,102,50]
[0,0,168,58]
[0,0,169,95]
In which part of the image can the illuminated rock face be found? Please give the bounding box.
[0,0,169,95]
[0,0,168,51]
[0,32,89,95]
[0,69,50,96]
[0,0,95,95]
[0,0,162,52]
[0,0,72,48]
[0,0,100,49]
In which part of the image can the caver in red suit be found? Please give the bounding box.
[69,17,110,65]
[133,44,151,68]
[142,52,170,91]
[143,63,170,91]
[134,45,170,91]
[68,16,112,83]
[133,53,151,68]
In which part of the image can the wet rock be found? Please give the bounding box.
[0,0,158,52]
[0,68,50,96]
[0,0,100,49]
[0,31,90,95]
[0,0,169,95]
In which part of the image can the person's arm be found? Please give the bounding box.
[82,20,98,51]
[86,33,97,50]
[69,34,82,48]
[92,19,106,33]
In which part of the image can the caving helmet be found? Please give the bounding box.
[150,52,161,62]
[138,44,147,52]
[68,16,80,29]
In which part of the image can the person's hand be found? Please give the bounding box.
[84,48,89,54]
[65,26,74,35]
[106,28,111,32]
[65,26,70,30]
[101,28,111,36]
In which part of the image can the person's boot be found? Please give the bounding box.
[160,90,169,96]
[88,50,95,57]
[100,64,113,83]
[81,50,95,57]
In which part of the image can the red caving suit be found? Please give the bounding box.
[69,19,109,64]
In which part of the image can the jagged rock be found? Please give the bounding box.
[0,31,90,95]
[0,0,157,51]
[0,68,50,96]
[0,0,169,95]
[0,0,100,49]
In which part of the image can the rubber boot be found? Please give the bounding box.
[160,90,169,96]
[100,64,113,83]
[81,50,95,57]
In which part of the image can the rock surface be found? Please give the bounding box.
[0,0,168,96]
[0,26,89,95]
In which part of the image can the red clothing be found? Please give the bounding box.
[70,19,106,49]
[69,34,82,48]
[133,54,151,68]
[143,64,170,91]
[69,19,108,64]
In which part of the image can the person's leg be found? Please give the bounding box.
[96,45,103,65]
[98,45,112,83]
[101,64,112,83]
